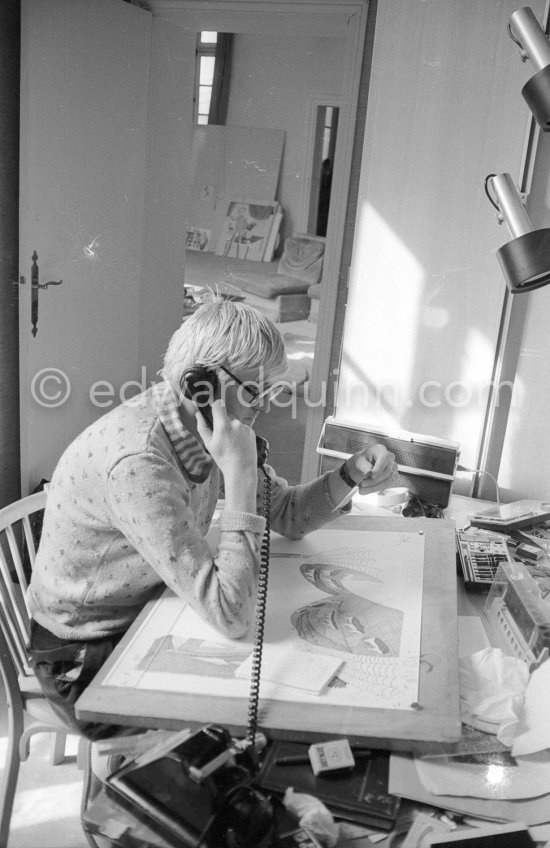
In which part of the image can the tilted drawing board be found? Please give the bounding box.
[76,517,461,750]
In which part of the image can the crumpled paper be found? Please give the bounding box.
[283,787,340,847]
[459,646,529,745]
[512,657,550,756]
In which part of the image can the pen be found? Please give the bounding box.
[274,748,372,766]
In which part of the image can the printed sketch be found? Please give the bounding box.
[292,548,404,660]
[138,636,249,678]
[101,529,425,712]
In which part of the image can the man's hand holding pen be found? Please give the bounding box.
[343,445,398,495]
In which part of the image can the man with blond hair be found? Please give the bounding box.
[28,295,396,738]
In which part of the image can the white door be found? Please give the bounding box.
[19,0,152,494]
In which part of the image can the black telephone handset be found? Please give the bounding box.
[182,365,269,469]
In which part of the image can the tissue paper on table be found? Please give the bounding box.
[512,657,550,756]
[459,646,529,745]
[283,787,339,848]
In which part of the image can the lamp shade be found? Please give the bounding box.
[487,172,550,293]
[510,6,550,130]
[497,229,550,293]
[522,64,550,130]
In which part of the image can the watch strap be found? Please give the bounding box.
[338,463,359,489]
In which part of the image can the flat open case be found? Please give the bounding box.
[317,416,460,507]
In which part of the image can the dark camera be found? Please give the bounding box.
[107,724,275,848]
[174,724,234,780]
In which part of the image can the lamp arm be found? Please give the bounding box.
[489,174,533,239]
[509,7,550,72]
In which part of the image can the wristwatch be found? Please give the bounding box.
[338,463,359,489]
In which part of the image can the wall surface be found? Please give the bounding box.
[335,0,544,493]
[19,0,152,491]
[499,131,550,501]
[0,0,20,507]
[172,27,345,254]
[226,32,344,245]
[138,14,194,382]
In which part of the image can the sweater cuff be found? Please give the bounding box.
[219,510,266,534]
[305,471,343,512]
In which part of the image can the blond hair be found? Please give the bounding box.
[161,292,287,392]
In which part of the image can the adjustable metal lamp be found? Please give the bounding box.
[509,6,550,131]
[485,173,550,294]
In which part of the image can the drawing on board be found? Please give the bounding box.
[102,529,425,711]
[292,548,404,661]
[138,636,250,678]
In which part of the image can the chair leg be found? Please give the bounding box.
[80,740,104,848]
[77,735,88,770]
[0,682,25,848]
[19,723,67,764]
[49,729,67,765]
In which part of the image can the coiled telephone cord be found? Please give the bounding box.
[246,467,271,750]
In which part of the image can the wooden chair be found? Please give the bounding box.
[0,491,96,848]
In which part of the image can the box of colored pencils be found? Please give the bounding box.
[456,531,514,588]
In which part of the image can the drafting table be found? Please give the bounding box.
[76,513,465,751]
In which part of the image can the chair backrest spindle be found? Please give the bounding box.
[0,490,48,678]
[0,489,100,848]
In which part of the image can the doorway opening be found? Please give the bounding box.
[308,105,339,237]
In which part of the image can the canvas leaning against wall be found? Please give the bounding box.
[215,200,282,261]
[185,227,212,252]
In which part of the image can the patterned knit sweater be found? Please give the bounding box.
[28,383,343,641]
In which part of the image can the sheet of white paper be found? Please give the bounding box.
[102,528,425,711]
[235,646,342,693]
[512,659,550,756]
[415,748,550,800]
